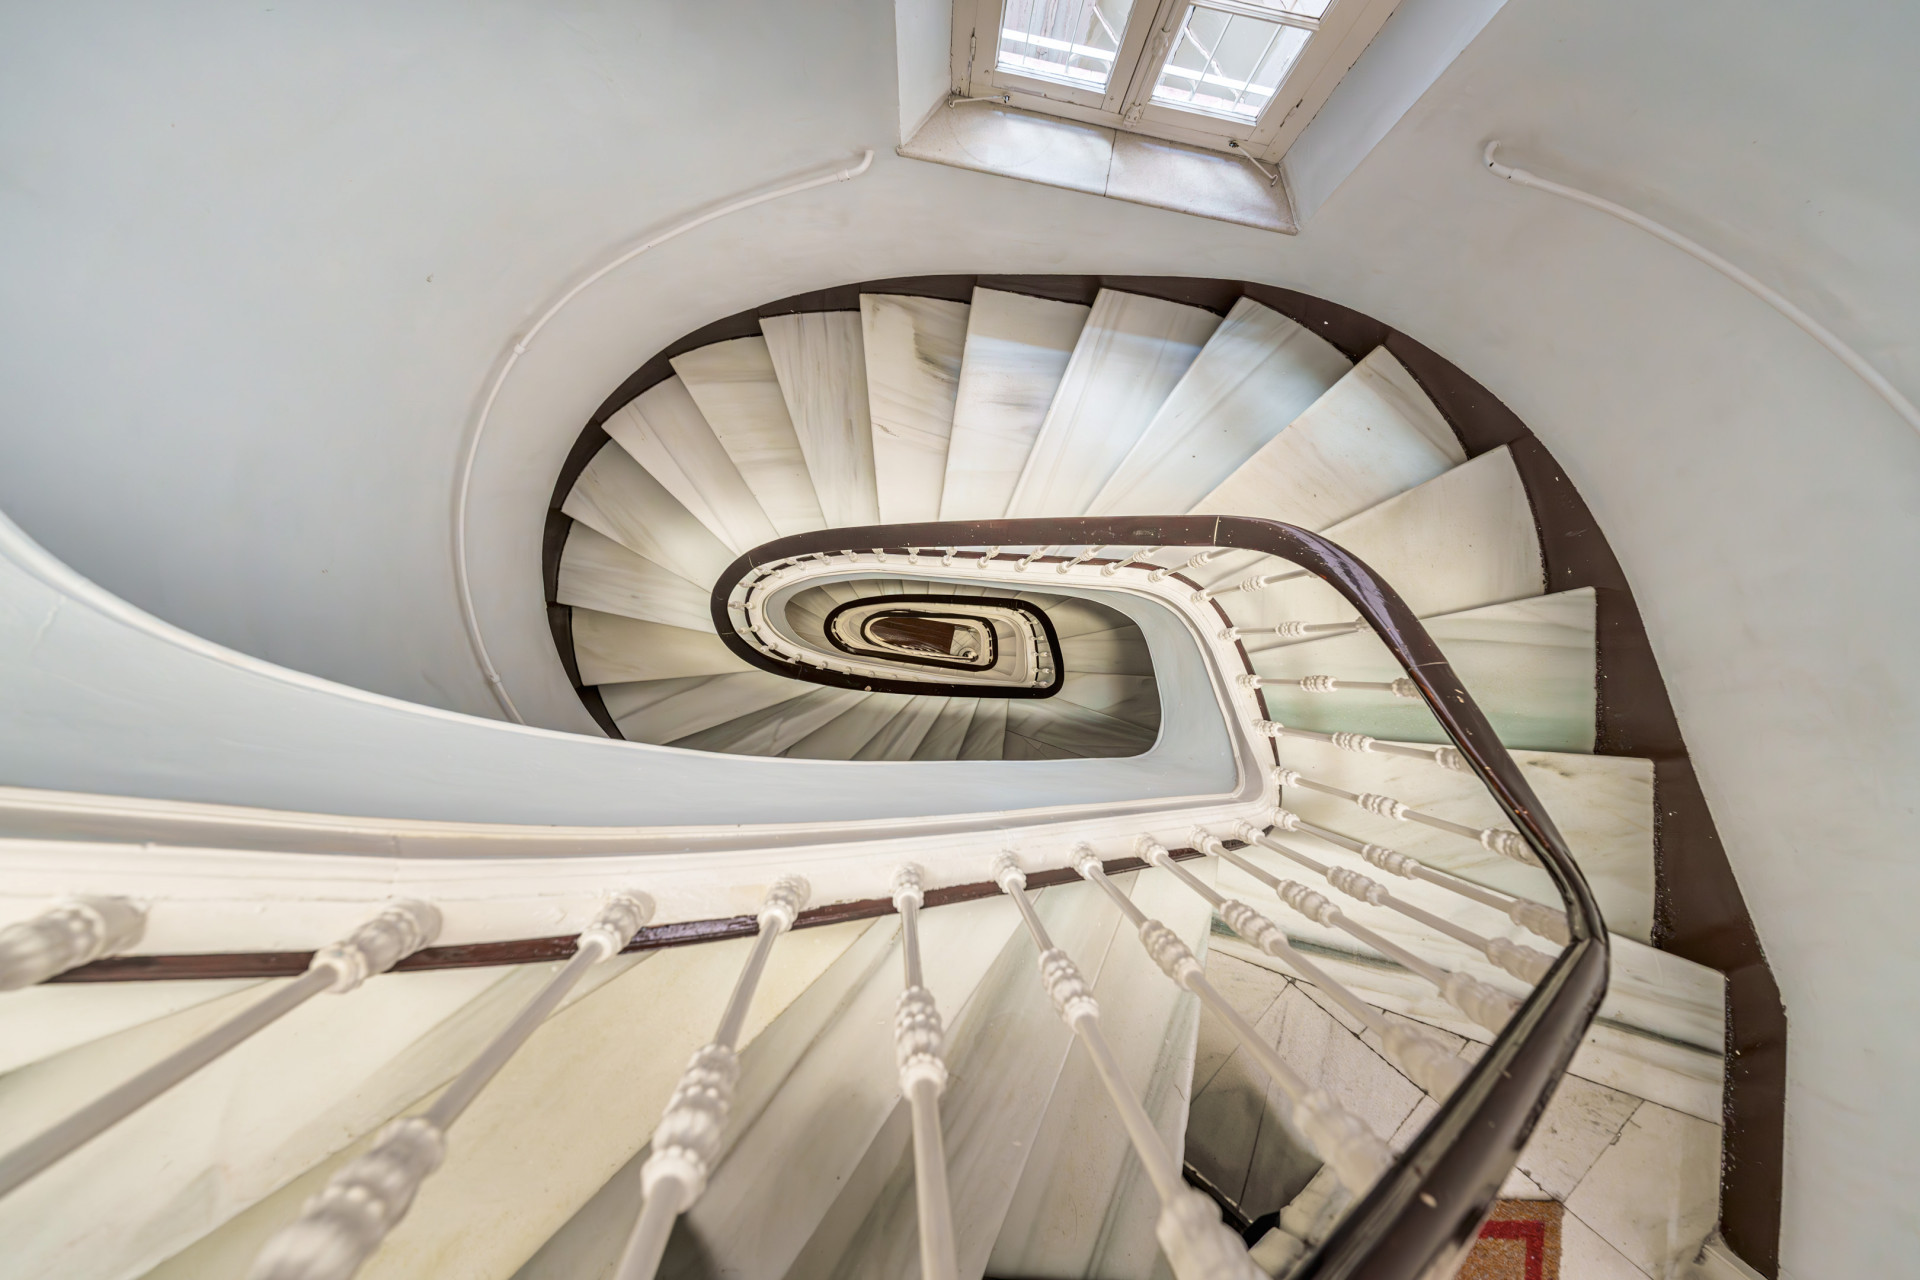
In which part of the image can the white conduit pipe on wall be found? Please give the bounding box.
[1483,141,1920,438]
[453,149,876,722]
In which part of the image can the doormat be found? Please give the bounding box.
[1455,1200,1562,1280]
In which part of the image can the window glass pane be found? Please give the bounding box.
[1150,5,1313,122]
[997,0,1138,92]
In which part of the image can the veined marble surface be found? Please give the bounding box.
[1252,588,1599,752]
[554,524,716,633]
[602,376,777,555]
[1275,734,1656,941]
[603,670,810,743]
[851,695,950,761]
[1232,446,1544,633]
[561,440,736,588]
[569,609,752,686]
[941,288,1088,520]
[988,864,1216,1279]
[1006,289,1221,517]
[861,294,969,525]
[762,311,882,529]
[783,691,920,760]
[1091,297,1351,516]
[1004,695,1158,758]
[671,687,869,756]
[1192,347,1463,529]
[912,696,979,759]
[672,335,827,536]
[958,698,1009,758]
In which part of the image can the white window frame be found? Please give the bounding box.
[951,0,1403,164]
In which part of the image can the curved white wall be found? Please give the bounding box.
[1,1,1916,1274]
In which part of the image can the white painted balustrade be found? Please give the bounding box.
[0,895,145,989]
[1259,721,1469,772]
[1147,548,1226,582]
[1193,567,1310,601]
[990,853,1263,1280]
[1191,832,1520,1035]
[1071,848,1389,1195]
[247,893,654,1280]
[975,545,1001,568]
[1100,545,1159,575]
[1056,544,1106,572]
[1268,809,1572,947]
[1141,840,1469,1099]
[1220,620,1364,643]
[1013,545,1052,571]
[1273,766,1536,864]
[1235,824,1556,985]
[0,899,441,1199]
[891,865,959,1280]
[612,875,811,1280]
[1246,674,1423,697]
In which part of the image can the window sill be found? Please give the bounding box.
[899,102,1297,235]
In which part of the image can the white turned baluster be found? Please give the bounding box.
[1255,721,1469,772]
[1014,545,1051,571]
[1267,808,1572,947]
[248,893,654,1280]
[1057,544,1105,573]
[891,866,958,1280]
[612,876,810,1280]
[1250,675,1422,697]
[0,896,145,990]
[1144,839,1468,1099]
[940,546,956,567]
[990,853,1262,1280]
[1200,832,1522,1036]
[976,545,1001,569]
[1222,620,1365,643]
[1195,567,1310,602]
[0,899,440,1199]
[1101,546,1160,576]
[1073,848,1389,1196]
[1147,548,1225,583]
[1271,767,1538,866]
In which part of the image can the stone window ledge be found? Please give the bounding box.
[900,101,1296,235]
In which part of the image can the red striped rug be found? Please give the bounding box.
[1456,1200,1562,1280]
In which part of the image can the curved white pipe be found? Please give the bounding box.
[1483,141,1920,439]
[453,149,876,722]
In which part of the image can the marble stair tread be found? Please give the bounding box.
[561,440,737,588]
[569,610,753,686]
[860,293,970,524]
[1229,445,1545,635]
[602,376,778,555]
[1274,733,1656,942]
[0,976,266,1077]
[1000,731,1080,760]
[958,698,1010,759]
[555,525,716,633]
[987,864,1216,1278]
[602,671,805,744]
[762,311,882,529]
[939,287,1091,519]
[1089,297,1351,516]
[1006,289,1222,517]
[1003,696,1157,757]
[912,696,979,759]
[672,335,828,536]
[1054,671,1162,731]
[851,695,951,760]
[1251,588,1598,753]
[1191,347,1464,529]
[1058,626,1156,676]
[668,687,871,756]
[784,878,1133,1279]
[1021,594,1134,639]
[782,691,920,760]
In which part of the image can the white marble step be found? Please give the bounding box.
[602,671,805,743]
[1274,733,1655,943]
[602,376,777,555]
[762,312,882,529]
[1006,290,1222,518]
[570,610,751,686]
[1058,626,1155,676]
[913,697,979,759]
[939,288,1090,520]
[1193,347,1464,529]
[1225,445,1544,634]
[1004,697,1157,758]
[782,691,920,760]
[1252,587,1598,753]
[0,977,264,1077]
[1089,297,1352,516]
[987,864,1215,1278]
[861,294,970,524]
[561,440,737,588]
[667,687,870,756]
[555,525,715,633]
[1024,594,1128,639]
[1054,671,1161,730]
[851,695,951,761]
[784,878,1132,1279]
[672,336,828,536]
[958,698,1010,759]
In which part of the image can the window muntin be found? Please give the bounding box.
[996,0,1139,93]
[1150,6,1312,122]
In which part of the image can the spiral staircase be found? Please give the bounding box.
[0,279,1746,1280]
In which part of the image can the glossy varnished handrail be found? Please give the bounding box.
[709,514,1611,1280]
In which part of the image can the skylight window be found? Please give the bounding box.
[997,0,1137,91]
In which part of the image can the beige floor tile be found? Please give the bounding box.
[1566,1102,1721,1277]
